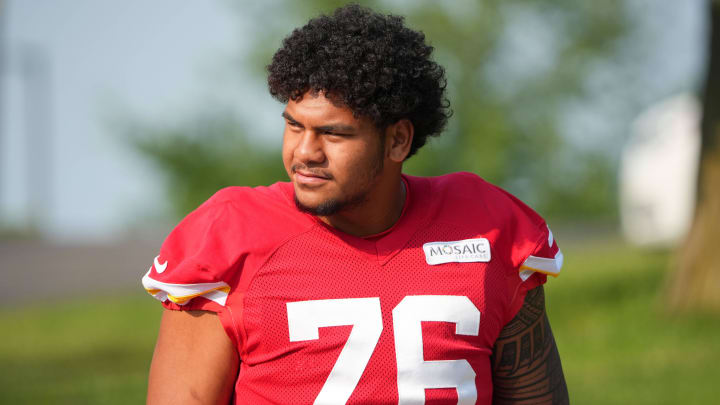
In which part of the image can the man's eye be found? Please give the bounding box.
[324,131,348,137]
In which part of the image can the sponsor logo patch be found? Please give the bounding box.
[422,238,491,265]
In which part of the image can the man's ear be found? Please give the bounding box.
[385,119,414,162]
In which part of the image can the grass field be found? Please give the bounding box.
[0,240,718,404]
[547,241,720,404]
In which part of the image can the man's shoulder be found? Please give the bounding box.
[412,171,519,211]
[410,171,546,230]
[197,182,296,217]
[422,171,491,192]
[144,182,308,310]
[204,181,293,209]
[179,181,312,242]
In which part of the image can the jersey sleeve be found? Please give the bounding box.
[141,195,243,313]
[503,219,563,323]
[485,184,564,325]
[517,224,563,283]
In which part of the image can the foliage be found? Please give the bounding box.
[128,112,285,217]
[132,0,629,219]
[2,241,719,404]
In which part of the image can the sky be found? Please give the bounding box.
[0,0,271,241]
[0,0,708,242]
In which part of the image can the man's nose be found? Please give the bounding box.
[295,131,326,164]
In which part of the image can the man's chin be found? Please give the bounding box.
[294,195,342,216]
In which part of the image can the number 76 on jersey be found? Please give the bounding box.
[287,295,481,405]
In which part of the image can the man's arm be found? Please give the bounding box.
[491,285,569,404]
[147,310,239,405]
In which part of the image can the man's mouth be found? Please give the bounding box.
[292,166,331,185]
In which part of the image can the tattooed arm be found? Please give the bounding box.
[491,285,569,404]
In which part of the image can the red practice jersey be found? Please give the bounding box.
[142,172,563,405]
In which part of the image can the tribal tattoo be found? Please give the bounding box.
[491,286,569,404]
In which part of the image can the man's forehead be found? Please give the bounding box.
[285,92,358,122]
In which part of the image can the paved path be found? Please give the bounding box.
[0,224,618,307]
[0,238,161,306]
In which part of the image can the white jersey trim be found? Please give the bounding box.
[518,250,563,282]
[142,269,230,306]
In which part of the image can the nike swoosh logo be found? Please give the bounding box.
[154,256,168,273]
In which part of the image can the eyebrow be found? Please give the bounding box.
[281,111,356,133]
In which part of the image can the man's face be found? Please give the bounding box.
[282,92,386,216]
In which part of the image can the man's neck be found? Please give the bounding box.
[319,176,406,238]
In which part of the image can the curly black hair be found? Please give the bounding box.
[267,4,451,159]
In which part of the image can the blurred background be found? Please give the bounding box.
[1,0,718,403]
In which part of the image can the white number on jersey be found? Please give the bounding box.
[287,295,481,404]
[393,295,480,405]
[287,298,383,405]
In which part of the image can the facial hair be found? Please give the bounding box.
[293,137,385,216]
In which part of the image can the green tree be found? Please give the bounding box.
[129,111,285,217]
[132,0,628,219]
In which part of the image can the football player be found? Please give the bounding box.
[143,4,569,404]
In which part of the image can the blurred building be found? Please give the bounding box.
[619,94,700,247]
